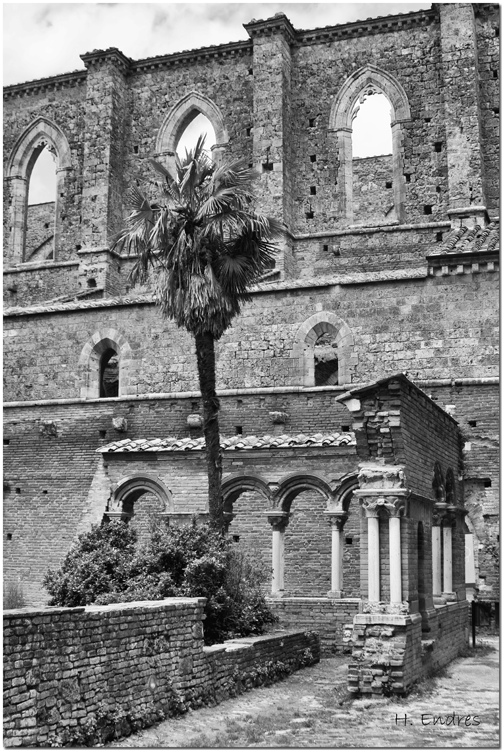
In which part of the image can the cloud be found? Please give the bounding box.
[3,3,431,86]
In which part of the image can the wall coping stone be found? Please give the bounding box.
[3,378,499,410]
[4,260,79,274]
[354,613,423,626]
[291,220,451,241]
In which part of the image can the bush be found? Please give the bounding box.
[4,580,26,610]
[43,517,276,644]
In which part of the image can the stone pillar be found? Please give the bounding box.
[80,48,131,248]
[441,512,457,602]
[266,512,289,596]
[365,507,380,602]
[244,14,295,277]
[439,4,487,217]
[387,501,403,604]
[325,512,347,598]
[432,524,442,599]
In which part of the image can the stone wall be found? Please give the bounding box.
[352,155,395,226]
[349,601,469,696]
[25,203,55,262]
[3,598,319,747]
[3,261,80,307]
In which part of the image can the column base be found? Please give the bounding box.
[433,595,447,606]
[327,590,344,599]
[442,592,458,602]
[270,590,286,599]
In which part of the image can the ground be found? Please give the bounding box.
[111,636,499,748]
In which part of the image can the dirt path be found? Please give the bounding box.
[111,637,499,748]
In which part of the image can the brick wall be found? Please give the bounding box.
[3,598,320,747]
[267,598,360,656]
[349,601,468,696]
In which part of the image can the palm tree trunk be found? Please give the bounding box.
[194,331,224,533]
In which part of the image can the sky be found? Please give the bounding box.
[5,2,429,203]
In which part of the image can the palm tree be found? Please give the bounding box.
[113,137,283,533]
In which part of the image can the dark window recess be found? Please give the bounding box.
[237,399,243,407]
[7,534,12,541]
[87,278,97,288]
[405,173,411,183]
[386,181,392,189]
[99,349,119,398]
[345,537,353,545]
[15,488,21,495]
[484,478,492,488]
[342,425,351,433]
[310,155,317,163]
[191,401,198,410]
[3,439,10,445]
[322,244,329,252]
[436,232,443,242]
[468,420,477,427]
[434,142,442,152]
[235,426,243,435]
[306,210,314,219]
[232,535,240,543]
[262,162,273,172]
[424,205,433,215]
[310,186,317,195]
[99,430,107,439]
[246,127,252,137]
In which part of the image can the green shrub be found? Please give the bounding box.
[43,518,276,644]
[4,580,26,610]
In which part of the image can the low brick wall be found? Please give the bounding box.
[267,597,360,655]
[349,601,469,696]
[3,598,319,747]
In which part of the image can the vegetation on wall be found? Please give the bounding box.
[43,518,276,645]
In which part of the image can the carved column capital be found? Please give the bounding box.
[325,512,348,530]
[266,512,289,532]
[432,502,448,526]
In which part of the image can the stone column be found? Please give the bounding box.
[431,507,446,604]
[364,505,380,602]
[387,499,404,604]
[266,512,289,596]
[325,512,348,598]
[442,512,457,601]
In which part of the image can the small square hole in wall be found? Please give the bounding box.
[76,244,82,251]
[3,439,10,446]
[262,162,273,172]
[484,478,492,488]
[235,426,243,435]
[310,154,317,163]
[436,232,443,242]
[248,68,253,75]
[87,278,97,288]
[44,222,50,229]
[99,430,107,439]
[436,186,441,193]
[386,181,392,189]
[310,186,317,195]
[345,537,353,545]
[15,488,21,495]
[424,205,433,215]
[493,107,499,115]
[434,142,442,152]
[493,69,498,79]
[134,145,139,154]
[342,425,351,432]
[405,173,411,183]
[237,399,243,407]
[306,210,314,219]
[43,490,48,494]
[424,117,431,123]
[7,534,12,541]
[232,535,240,543]
[246,127,252,137]
[322,244,329,252]
[495,27,499,37]
[309,118,316,127]
[468,420,477,427]
[191,401,199,411]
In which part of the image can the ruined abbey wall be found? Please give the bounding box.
[3,4,499,609]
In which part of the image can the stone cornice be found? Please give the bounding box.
[80,47,132,74]
[244,13,296,43]
[3,70,87,100]
[131,40,252,73]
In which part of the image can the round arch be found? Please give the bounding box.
[108,474,173,514]
[274,472,335,513]
[328,472,360,514]
[155,91,229,172]
[328,64,411,224]
[6,116,73,265]
[222,473,272,513]
[291,311,356,386]
[78,328,134,399]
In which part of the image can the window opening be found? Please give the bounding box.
[352,93,392,158]
[99,349,119,398]
[176,113,216,160]
[26,145,57,262]
[314,332,338,386]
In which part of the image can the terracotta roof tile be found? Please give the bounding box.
[431,221,499,256]
[98,432,356,454]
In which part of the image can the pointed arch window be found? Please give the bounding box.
[6,116,72,266]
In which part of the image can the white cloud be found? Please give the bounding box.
[4,3,430,86]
